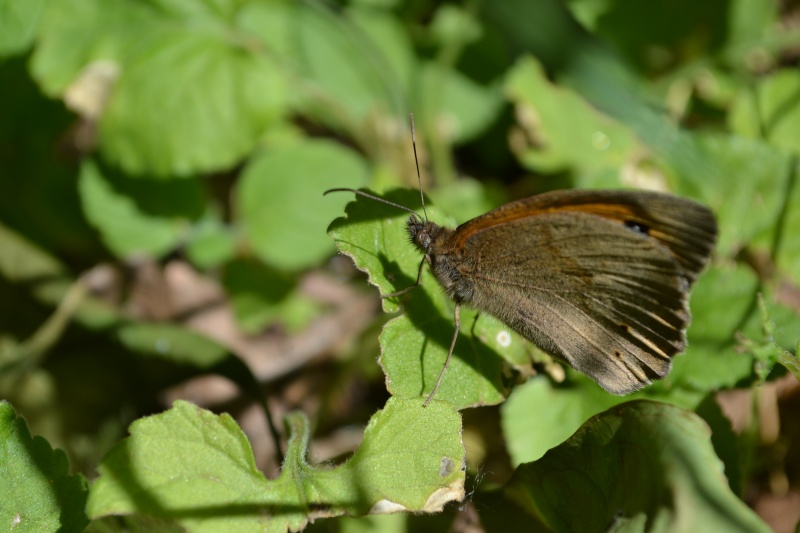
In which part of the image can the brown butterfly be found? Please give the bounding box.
[328,186,717,404]
[327,121,717,405]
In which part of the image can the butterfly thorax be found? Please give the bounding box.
[407,216,475,304]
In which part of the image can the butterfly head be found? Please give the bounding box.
[407,215,445,255]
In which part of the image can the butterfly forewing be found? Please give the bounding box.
[452,189,717,286]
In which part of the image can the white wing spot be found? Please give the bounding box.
[496,330,512,348]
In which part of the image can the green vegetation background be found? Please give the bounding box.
[1,0,799,531]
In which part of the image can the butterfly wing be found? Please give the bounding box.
[452,189,717,285]
[443,191,717,394]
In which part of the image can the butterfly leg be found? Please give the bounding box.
[381,256,428,299]
[423,303,460,407]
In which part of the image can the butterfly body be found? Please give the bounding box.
[407,189,717,395]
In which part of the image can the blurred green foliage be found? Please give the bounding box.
[1,0,799,531]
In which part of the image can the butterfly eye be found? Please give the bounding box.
[417,232,432,251]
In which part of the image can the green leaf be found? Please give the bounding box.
[299,397,465,515]
[99,31,284,176]
[504,56,640,176]
[238,139,369,271]
[0,0,47,58]
[0,222,66,283]
[730,70,800,156]
[428,176,507,225]
[291,3,409,129]
[235,1,294,64]
[774,157,800,284]
[694,394,743,495]
[567,1,728,73]
[289,4,501,147]
[32,0,287,177]
[501,378,624,465]
[86,400,276,532]
[506,400,770,532]
[87,514,184,532]
[663,264,758,391]
[328,189,437,314]
[348,6,416,95]
[502,378,743,491]
[418,61,504,145]
[78,159,204,258]
[685,134,790,256]
[482,2,783,212]
[722,0,779,65]
[87,398,464,529]
[379,309,507,409]
[185,216,237,270]
[115,322,234,370]
[328,190,509,408]
[0,401,89,533]
[32,0,158,95]
[472,489,551,532]
[429,4,483,49]
[335,513,407,533]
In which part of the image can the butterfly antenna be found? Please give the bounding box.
[409,113,429,222]
[323,188,422,220]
